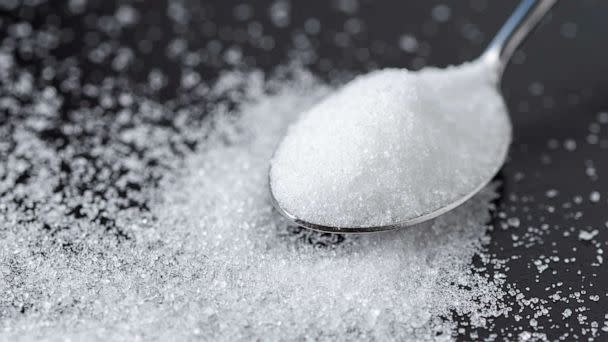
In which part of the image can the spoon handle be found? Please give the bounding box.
[481,0,557,77]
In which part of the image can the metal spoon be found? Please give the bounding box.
[269,0,557,233]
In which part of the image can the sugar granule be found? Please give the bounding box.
[271,61,511,228]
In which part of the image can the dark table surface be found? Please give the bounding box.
[1,0,607,340]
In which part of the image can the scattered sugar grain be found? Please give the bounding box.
[398,34,419,53]
[578,229,599,241]
[431,4,452,23]
[545,189,559,198]
[589,191,600,203]
[564,139,577,151]
[507,217,521,228]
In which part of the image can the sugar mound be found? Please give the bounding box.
[145,72,507,340]
[0,68,507,341]
[270,61,511,228]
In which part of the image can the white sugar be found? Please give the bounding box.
[146,72,506,340]
[0,2,604,340]
[271,61,511,228]
[0,67,506,341]
[578,229,598,241]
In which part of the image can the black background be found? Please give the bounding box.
[2,0,607,340]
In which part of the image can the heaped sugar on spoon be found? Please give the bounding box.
[269,0,557,232]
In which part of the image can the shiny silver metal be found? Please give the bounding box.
[269,0,557,233]
[481,0,558,77]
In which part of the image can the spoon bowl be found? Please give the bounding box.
[269,0,557,233]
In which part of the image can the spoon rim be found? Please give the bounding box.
[268,139,508,234]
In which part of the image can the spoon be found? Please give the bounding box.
[269,0,557,233]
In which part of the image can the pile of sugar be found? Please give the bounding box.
[2,1,606,340]
[0,66,508,340]
[270,61,512,228]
